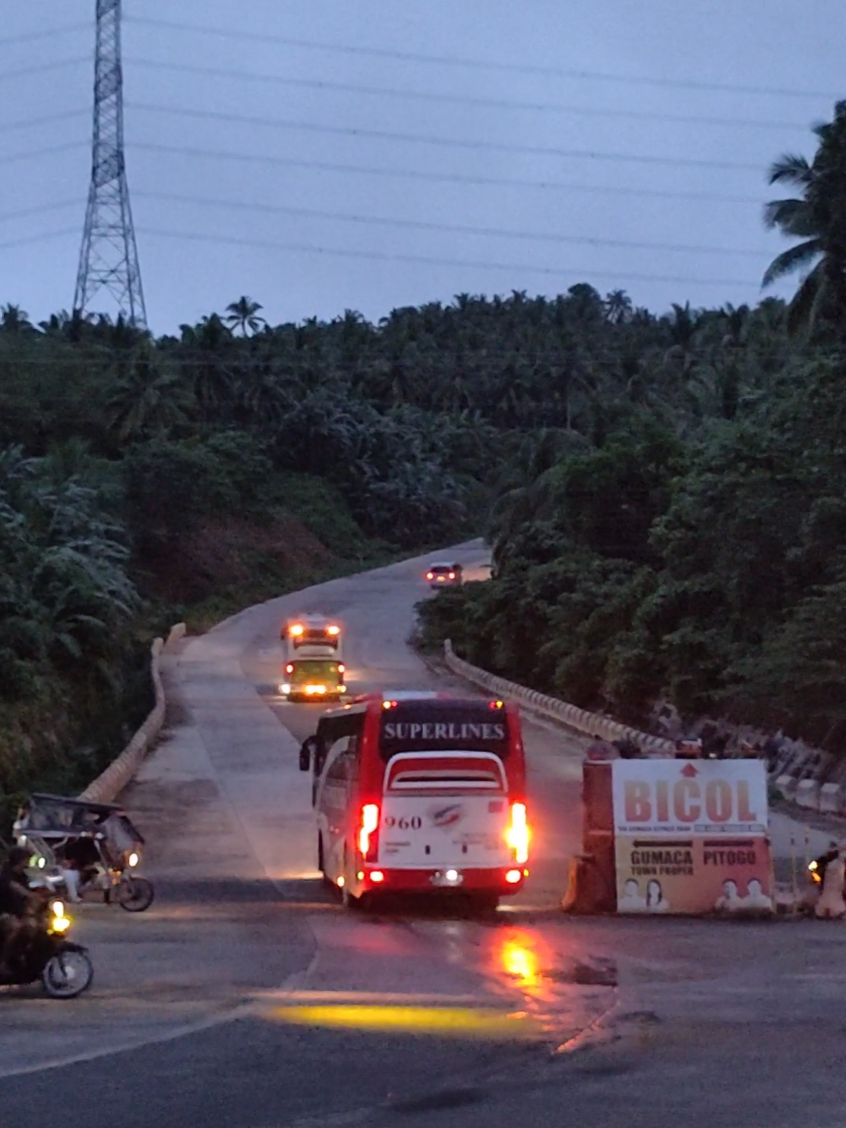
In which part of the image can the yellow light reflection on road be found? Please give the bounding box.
[501,937,539,987]
[272,1004,540,1040]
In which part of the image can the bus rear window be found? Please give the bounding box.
[379,702,509,761]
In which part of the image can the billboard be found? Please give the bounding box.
[611,760,773,915]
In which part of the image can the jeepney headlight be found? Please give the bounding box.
[280,683,291,694]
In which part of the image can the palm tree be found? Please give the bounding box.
[0,304,33,334]
[762,101,846,336]
[105,349,192,442]
[224,296,266,337]
[604,289,633,325]
[719,303,749,349]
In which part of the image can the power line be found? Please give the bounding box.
[0,24,91,48]
[131,140,765,206]
[0,57,91,84]
[127,102,765,172]
[0,200,80,225]
[126,57,809,133]
[0,141,87,166]
[123,16,839,101]
[135,189,775,259]
[0,110,89,135]
[0,227,79,250]
[137,225,761,288]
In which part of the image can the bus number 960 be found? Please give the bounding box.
[384,814,422,831]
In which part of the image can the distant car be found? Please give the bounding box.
[425,562,463,589]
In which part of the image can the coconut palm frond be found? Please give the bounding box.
[785,263,827,335]
[762,198,815,235]
[761,240,822,287]
[767,153,813,187]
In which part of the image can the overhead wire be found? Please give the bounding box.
[0,110,89,135]
[0,57,91,83]
[134,225,761,288]
[0,227,79,250]
[0,24,91,48]
[126,101,765,172]
[133,189,776,259]
[0,200,80,225]
[129,141,765,206]
[125,57,812,133]
[0,140,87,166]
[123,16,839,101]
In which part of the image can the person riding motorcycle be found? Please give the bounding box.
[0,846,40,973]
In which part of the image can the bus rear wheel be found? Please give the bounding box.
[340,850,357,909]
[318,836,334,890]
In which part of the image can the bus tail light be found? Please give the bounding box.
[505,869,522,884]
[359,803,380,860]
[338,664,345,673]
[285,663,294,674]
[506,802,529,865]
[369,870,385,883]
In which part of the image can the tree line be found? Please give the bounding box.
[418,101,846,754]
[3,100,846,821]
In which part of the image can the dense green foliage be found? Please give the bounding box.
[5,101,846,821]
[416,101,846,752]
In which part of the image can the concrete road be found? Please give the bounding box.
[3,541,846,1127]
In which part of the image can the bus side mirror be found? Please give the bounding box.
[299,736,318,772]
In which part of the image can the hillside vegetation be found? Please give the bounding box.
[419,103,846,754]
[4,102,846,822]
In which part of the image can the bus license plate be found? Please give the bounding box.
[430,870,464,888]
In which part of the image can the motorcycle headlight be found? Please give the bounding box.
[51,900,65,918]
[51,914,71,934]
[128,852,139,869]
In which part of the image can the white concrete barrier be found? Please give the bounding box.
[820,783,843,815]
[795,778,821,811]
[775,773,799,799]
[443,640,677,755]
[78,637,166,804]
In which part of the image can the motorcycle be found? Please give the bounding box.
[0,895,93,999]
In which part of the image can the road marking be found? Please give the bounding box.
[272,1002,542,1040]
[0,950,322,1081]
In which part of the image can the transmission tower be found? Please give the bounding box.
[74,0,146,327]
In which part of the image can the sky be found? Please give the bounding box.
[0,1,842,333]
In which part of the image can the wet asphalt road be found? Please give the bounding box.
[4,543,846,1127]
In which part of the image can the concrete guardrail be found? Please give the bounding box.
[443,640,677,756]
[77,632,171,805]
[444,641,846,816]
